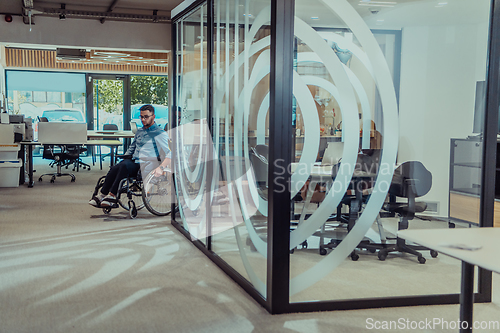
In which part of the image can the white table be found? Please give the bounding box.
[86,139,123,168]
[291,163,375,226]
[291,164,335,225]
[398,227,500,333]
[87,130,135,139]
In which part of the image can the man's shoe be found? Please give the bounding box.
[100,195,118,207]
[89,194,105,207]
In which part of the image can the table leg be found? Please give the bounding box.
[27,144,34,187]
[298,180,317,225]
[460,261,474,333]
[110,145,115,167]
[348,179,363,231]
[19,144,26,185]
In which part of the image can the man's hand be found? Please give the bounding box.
[153,166,163,177]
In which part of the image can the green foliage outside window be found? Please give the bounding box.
[94,79,124,114]
[131,76,168,105]
[93,76,168,115]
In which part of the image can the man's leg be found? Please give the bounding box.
[89,160,135,207]
[107,159,140,196]
[100,161,124,195]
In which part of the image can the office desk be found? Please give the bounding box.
[291,164,334,225]
[20,141,41,187]
[20,140,121,187]
[291,163,375,227]
[21,140,90,187]
[87,131,134,168]
[398,228,500,333]
[87,130,135,139]
[86,139,122,167]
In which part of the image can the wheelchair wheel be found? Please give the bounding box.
[117,178,144,211]
[142,170,173,216]
[129,200,138,219]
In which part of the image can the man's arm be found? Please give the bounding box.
[125,138,137,156]
[153,157,172,176]
[152,132,172,176]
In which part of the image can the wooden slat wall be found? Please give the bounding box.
[5,48,168,74]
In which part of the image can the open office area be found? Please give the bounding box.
[1,0,500,332]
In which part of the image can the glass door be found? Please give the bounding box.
[92,76,125,130]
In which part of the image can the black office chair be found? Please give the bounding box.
[98,124,119,169]
[38,144,76,183]
[378,161,437,264]
[319,149,383,258]
[63,145,90,171]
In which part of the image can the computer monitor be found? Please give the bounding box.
[472,81,486,134]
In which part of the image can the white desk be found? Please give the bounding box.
[87,130,135,139]
[398,227,500,333]
[291,164,334,225]
[291,163,375,237]
[86,139,122,168]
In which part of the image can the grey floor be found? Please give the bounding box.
[0,156,499,333]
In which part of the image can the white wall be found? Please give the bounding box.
[0,15,171,52]
[398,22,489,216]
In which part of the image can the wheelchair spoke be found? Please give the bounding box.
[142,171,173,216]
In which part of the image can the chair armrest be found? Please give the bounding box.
[116,154,132,159]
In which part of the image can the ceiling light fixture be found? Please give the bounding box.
[311,16,320,20]
[358,0,396,6]
[358,3,395,7]
[59,4,66,20]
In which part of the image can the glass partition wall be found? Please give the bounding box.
[172,0,498,314]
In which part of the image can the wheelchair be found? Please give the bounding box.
[92,168,174,219]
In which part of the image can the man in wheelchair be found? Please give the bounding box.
[89,104,171,208]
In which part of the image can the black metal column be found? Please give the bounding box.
[85,74,94,130]
[123,75,131,131]
[477,0,500,303]
[122,75,131,151]
[459,262,474,333]
[268,0,295,314]
[171,19,179,224]
[206,0,215,251]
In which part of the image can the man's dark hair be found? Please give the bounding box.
[139,104,155,114]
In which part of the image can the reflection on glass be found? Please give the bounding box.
[209,0,272,299]
[175,4,209,246]
[289,0,490,303]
